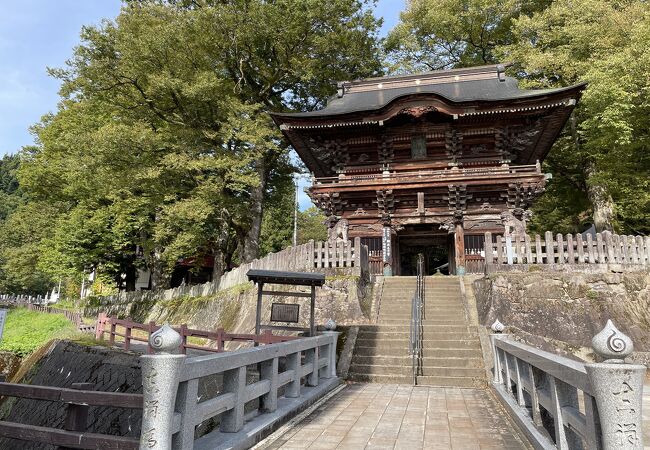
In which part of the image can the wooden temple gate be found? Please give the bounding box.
[272,64,585,276]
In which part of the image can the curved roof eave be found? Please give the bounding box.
[271,79,587,121]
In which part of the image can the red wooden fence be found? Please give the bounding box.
[94,313,299,354]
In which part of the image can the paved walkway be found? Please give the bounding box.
[260,384,530,450]
[641,384,650,450]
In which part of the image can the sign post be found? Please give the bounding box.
[0,309,7,341]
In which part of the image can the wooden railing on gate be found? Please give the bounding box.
[0,381,141,449]
[94,313,299,354]
[484,231,650,267]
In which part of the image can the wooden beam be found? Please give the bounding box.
[261,290,312,298]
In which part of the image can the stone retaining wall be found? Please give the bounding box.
[85,274,375,336]
[472,269,650,363]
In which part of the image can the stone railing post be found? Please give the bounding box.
[323,319,340,378]
[489,319,506,384]
[139,324,186,450]
[585,320,646,450]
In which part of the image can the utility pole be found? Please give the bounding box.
[292,177,299,247]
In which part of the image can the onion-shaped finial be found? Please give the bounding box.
[324,318,337,331]
[149,324,182,355]
[591,320,633,363]
[491,319,505,333]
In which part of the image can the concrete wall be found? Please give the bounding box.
[472,269,650,365]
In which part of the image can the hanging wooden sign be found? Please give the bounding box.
[270,303,300,323]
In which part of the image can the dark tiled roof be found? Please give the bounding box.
[246,269,325,286]
[272,65,585,119]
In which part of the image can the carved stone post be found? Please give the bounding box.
[139,325,186,450]
[585,320,646,450]
[323,319,340,378]
[489,319,506,384]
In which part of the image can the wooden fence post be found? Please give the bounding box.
[147,321,156,354]
[484,232,492,267]
[60,382,95,450]
[109,319,116,346]
[544,231,554,264]
[217,327,225,352]
[95,313,106,341]
[180,324,188,355]
[124,324,132,352]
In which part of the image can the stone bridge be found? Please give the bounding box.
[9,269,641,449]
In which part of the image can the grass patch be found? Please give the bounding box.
[0,309,77,357]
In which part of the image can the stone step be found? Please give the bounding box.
[380,298,463,303]
[346,373,486,388]
[348,364,486,378]
[358,324,472,333]
[378,310,465,318]
[378,319,467,325]
[357,330,478,340]
[355,338,481,350]
[416,376,487,388]
[380,303,464,309]
[351,347,484,358]
[350,355,484,368]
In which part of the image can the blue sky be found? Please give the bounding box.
[0,0,404,208]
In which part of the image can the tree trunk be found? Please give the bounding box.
[584,161,615,232]
[241,158,267,263]
[148,248,169,290]
[125,264,136,292]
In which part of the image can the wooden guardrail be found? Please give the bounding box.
[0,382,141,449]
[95,313,298,354]
[26,303,83,328]
[485,231,650,267]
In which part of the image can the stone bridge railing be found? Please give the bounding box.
[485,231,650,270]
[490,320,646,449]
[139,325,340,449]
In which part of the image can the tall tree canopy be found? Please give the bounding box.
[5,0,381,294]
[501,0,650,234]
[384,0,550,73]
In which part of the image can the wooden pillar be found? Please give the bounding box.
[310,285,316,337]
[454,221,466,275]
[255,282,264,338]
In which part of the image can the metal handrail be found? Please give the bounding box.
[409,254,425,385]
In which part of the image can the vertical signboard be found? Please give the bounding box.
[382,226,391,263]
[0,309,7,341]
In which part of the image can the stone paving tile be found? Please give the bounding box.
[641,384,650,450]
[258,383,532,450]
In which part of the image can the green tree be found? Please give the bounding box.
[8,0,381,292]
[297,206,328,244]
[501,0,650,233]
[0,154,23,222]
[384,0,549,73]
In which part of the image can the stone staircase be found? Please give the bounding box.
[348,276,486,387]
